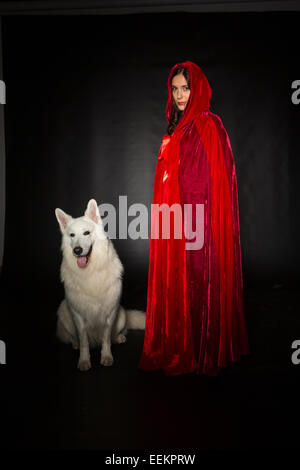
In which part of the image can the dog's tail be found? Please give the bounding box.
[125,310,146,330]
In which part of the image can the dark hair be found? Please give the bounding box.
[167,67,190,136]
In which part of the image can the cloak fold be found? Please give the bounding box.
[138,61,249,376]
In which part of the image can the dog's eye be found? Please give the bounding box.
[70,233,75,237]
[84,231,90,236]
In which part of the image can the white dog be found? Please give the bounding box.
[55,199,145,371]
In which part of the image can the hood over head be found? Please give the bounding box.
[166,61,211,132]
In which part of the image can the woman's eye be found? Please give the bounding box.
[70,233,75,237]
[84,231,90,236]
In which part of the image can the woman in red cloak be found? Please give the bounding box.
[138,61,250,376]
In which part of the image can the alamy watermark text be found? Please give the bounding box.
[98,196,204,250]
[0,340,6,365]
[0,80,5,104]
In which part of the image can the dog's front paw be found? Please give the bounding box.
[78,359,91,371]
[100,355,114,367]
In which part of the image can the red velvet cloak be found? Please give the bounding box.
[138,61,250,376]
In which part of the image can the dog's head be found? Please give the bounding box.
[55,199,106,269]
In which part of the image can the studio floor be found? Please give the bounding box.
[0,278,300,451]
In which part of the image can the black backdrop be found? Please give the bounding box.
[1,11,300,451]
[1,9,300,365]
[2,13,300,295]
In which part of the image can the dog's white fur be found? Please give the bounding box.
[55,199,145,371]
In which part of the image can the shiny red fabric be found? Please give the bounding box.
[138,61,250,376]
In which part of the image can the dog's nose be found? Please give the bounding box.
[74,246,83,256]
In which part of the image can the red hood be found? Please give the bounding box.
[166,61,211,131]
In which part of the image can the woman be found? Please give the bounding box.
[138,61,249,376]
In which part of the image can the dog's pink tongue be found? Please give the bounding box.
[77,256,87,268]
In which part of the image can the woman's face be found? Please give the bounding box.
[171,73,190,111]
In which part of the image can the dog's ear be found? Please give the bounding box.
[55,208,72,233]
[85,199,101,224]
